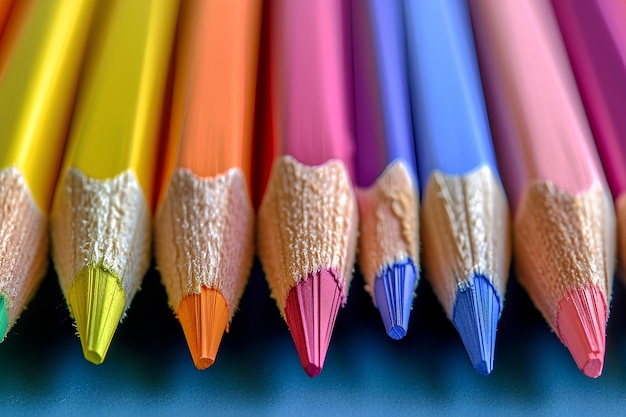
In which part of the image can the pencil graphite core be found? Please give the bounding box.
[176,287,229,370]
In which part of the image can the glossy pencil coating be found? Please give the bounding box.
[469,0,615,377]
[0,0,97,340]
[351,0,419,340]
[257,0,359,377]
[551,0,626,274]
[154,0,261,369]
[51,0,180,364]
[404,0,511,375]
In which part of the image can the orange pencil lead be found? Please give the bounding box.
[177,287,229,370]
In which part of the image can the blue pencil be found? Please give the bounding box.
[352,0,420,340]
[404,0,511,375]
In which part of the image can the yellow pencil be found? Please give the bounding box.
[0,0,96,340]
[50,0,180,365]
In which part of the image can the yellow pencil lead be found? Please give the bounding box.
[68,266,125,365]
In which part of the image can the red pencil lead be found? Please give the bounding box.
[284,270,343,378]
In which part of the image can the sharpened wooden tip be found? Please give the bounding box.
[177,287,229,370]
[557,285,607,378]
[68,266,125,365]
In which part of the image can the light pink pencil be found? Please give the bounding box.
[469,0,616,378]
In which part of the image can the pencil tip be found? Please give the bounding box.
[0,295,7,341]
[68,266,126,365]
[557,285,607,378]
[284,269,343,378]
[177,287,229,370]
[373,261,416,340]
[305,363,323,378]
[452,274,500,376]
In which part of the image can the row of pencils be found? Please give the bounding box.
[0,0,624,380]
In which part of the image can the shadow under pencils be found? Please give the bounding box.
[0,267,77,397]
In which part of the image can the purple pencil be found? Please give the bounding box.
[351,0,419,340]
[551,0,626,274]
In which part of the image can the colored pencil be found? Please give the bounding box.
[551,0,626,275]
[154,0,262,370]
[350,0,419,340]
[257,0,358,377]
[469,0,616,378]
[404,0,511,375]
[0,0,13,43]
[0,0,96,340]
[50,0,180,365]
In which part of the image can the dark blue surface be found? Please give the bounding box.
[2,260,626,416]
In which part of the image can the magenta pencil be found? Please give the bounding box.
[551,0,626,273]
[257,0,358,378]
[469,0,616,378]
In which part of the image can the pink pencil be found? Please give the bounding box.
[551,0,626,275]
[257,0,358,377]
[469,0,616,378]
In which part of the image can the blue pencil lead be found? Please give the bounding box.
[452,274,500,375]
[374,261,417,340]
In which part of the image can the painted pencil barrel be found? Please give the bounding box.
[405,0,498,188]
[0,0,97,340]
[154,0,261,369]
[258,0,359,377]
[551,0,626,277]
[51,0,180,365]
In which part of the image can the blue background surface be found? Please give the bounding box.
[2,259,626,416]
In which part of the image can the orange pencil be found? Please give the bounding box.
[0,0,13,41]
[154,0,262,369]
